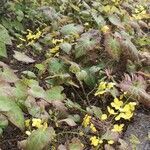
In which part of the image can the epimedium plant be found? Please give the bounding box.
[0,0,150,149]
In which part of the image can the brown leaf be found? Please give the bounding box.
[119,74,150,107]
[13,51,35,63]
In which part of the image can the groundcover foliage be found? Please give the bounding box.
[0,0,150,149]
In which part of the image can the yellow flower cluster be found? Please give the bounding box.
[82,115,97,132]
[49,38,64,56]
[82,114,91,127]
[90,136,103,147]
[25,118,48,136]
[90,123,97,132]
[132,5,149,20]
[95,81,115,96]
[26,29,42,41]
[111,124,124,132]
[18,28,42,47]
[107,97,136,121]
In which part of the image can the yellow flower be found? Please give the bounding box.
[50,46,60,54]
[26,32,35,40]
[32,118,42,128]
[95,90,106,96]
[27,40,34,45]
[34,30,42,40]
[101,25,110,33]
[115,113,122,121]
[99,82,107,90]
[111,98,123,110]
[120,104,130,112]
[26,28,42,41]
[111,124,124,132]
[52,39,64,45]
[42,122,48,130]
[122,112,133,120]
[107,82,115,89]
[82,115,91,127]
[90,123,97,132]
[107,106,117,115]
[25,130,31,136]
[101,114,108,121]
[108,140,114,145]
[95,82,107,96]
[90,136,103,147]
[120,102,136,113]
[115,111,133,120]
[129,102,136,111]
[25,119,30,127]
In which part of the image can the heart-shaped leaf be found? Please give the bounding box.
[0,96,24,130]
[46,86,65,102]
[75,30,101,58]
[28,81,47,99]
[26,127,55,150]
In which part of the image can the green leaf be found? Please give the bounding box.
[48,58,67,75]
[91,106,102,119]
[13,81,28,102]
[26,127,55,150]
[75,36,96,58]
[60,24,84,35]
[60,42,72,54]
[68,138,84,150]
[108,14,123,28]
[58,118,77,127]
[0,61,18,83]
[76,70,87,81]
[75,30,101,58]
[0,24,12,45]
[0,96,24,130]
[0,41,7,57]
[46,86,65,102]
[28,80,47,99]
[69,63,80,74]
[22,71,36,78]
[0,114,8,129]
[91,12,106,27]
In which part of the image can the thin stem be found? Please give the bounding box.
[71,85,87,106]
[79,80,91,106]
